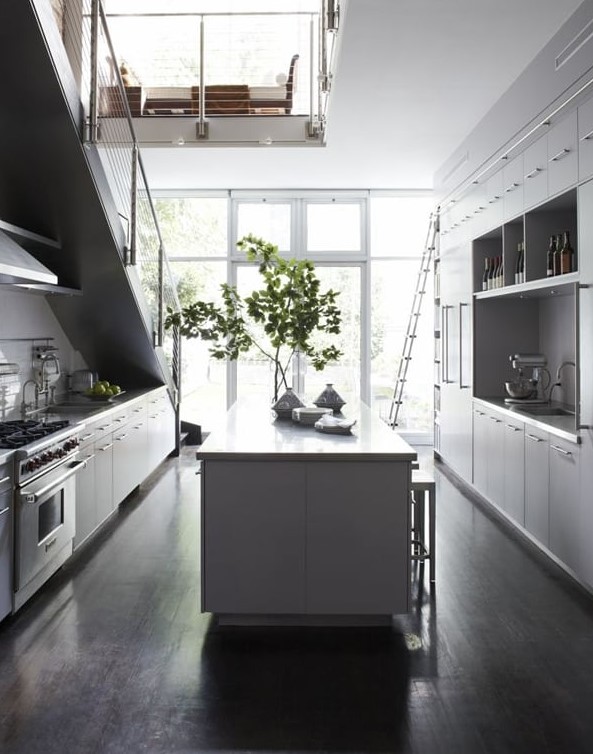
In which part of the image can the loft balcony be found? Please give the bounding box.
[56,0,341,148]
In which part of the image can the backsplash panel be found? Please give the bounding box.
[0,289,88,420]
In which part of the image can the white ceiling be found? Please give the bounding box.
[142,0,585,191]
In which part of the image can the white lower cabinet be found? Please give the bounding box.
[0,465,13,622]
[472,408,488,495]
[549,438,580,572]
[113,413,148,503]
[486,413,505,507]
[503,419,525,525]
[524,428,549,547]
[95,433,114,524]
[74,439,97,549]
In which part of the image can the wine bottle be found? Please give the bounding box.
[519,243,525,284]
[560,231,573,275]
[482,257,489,291]
[487,257,495,290]
[515,243,522,285]
[553,235,562,276]
[547,235,556,277]
[498,255,504,288]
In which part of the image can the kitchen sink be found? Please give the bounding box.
[518,406,574,417]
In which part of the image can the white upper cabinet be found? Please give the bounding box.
[484,169,504,231]
[523,135,548,210]
[578,96,593,183]
[548,110,578,197]
[502,155,524,221]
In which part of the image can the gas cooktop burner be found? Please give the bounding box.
[0,420,70,449]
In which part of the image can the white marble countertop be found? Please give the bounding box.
[197,399,417,462]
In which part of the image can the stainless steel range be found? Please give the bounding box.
[0,419,84,611]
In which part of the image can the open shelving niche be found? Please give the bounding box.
[472,188,577,293]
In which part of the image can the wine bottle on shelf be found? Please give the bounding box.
[487,257,495,290]
[547,235,556,277]
[515,243,522,285]
[560,231,573,275]
[519,243,525,284]
[498,255,504,288]
[482,257,489,291]
[553,234,562,276]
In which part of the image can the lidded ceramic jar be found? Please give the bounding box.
[313,383,346,413]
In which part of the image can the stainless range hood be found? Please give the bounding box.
[0,228,58,285]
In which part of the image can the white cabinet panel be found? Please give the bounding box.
[502,155,524,221]
[579,97,593,183]
[306,462,409,615]
[0,472,12,623]
[74,443,96,549]
[524,428,549,546]
[203,461,307,614]
[473,408,488,495]
[95,436,114,523]
[484,169,504,231]
[503,419,525,526]
[549,439,580,572]
[486,412,505,506]
[523,136,548,210]
[548,111,578,197]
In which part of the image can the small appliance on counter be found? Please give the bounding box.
[70,369,95,393]
[504,353,550,404]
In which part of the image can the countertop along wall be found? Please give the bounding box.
[0,289,89,421]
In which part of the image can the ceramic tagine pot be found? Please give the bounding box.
[271,387,305,420]
[313,383,346,413]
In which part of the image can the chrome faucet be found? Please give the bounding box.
[548,360,576,404]
[20,379,40,418]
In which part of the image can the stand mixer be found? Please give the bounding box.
[505,353,550,404]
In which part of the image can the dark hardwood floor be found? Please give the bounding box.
[1,447,593,753]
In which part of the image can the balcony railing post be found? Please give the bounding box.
[158,242,165,347]
[128,142,138,265]
[197,15,207,139]
[87,0,101,142]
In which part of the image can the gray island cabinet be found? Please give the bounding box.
[198,401,417,625]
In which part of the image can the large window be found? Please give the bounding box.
[156,191,434,440]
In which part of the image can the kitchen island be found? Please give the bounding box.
[198,400,417,625]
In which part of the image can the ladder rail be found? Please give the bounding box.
[386,211,439,427]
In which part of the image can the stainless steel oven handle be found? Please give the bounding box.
[23,461,85,502]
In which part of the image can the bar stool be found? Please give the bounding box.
[410,469,436,583]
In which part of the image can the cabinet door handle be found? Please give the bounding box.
[580,128,593,142]
[506,424,521,431]
[526,433,543,443]
[488,194,501,203]
[505,182,519,193]
[115,434,128,441]
[550,444,571,456]
[524,167,542,180]
[489,416,502,423]
[475,410,485,416]
[80,432,96,442]
[0,475,11,486]
[0,506,9,517]
[99,443,113,451]
[549,148,570,163]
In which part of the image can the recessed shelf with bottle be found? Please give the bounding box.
[472,188,577,297]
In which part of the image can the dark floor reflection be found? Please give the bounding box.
[198,622,411,752]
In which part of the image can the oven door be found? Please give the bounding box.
[15,459,82,591]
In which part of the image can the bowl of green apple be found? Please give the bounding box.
[84,380,124,402]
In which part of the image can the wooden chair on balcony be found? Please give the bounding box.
[249,54,299,114]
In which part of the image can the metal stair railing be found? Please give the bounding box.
[385,211,439,428]
[61,0,181,399]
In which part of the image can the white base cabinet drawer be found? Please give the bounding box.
[524,429,549,546]
[549,439,580,572]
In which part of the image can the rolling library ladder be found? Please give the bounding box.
[385,210,439,429]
